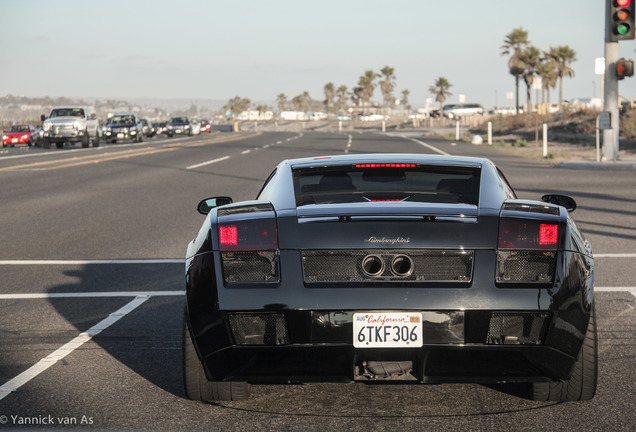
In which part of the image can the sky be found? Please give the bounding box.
[1,0,636,110]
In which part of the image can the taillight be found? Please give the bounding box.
[497,218,558,285]
[218,218,279,284]
[219,218,278,251]
[498,219,558,250]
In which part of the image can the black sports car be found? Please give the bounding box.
[183,153,596,402]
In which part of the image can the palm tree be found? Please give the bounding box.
[520,46,541,113]
[536,58,558,110]
[546,45,577,111]
[292,92,311,112]
[357,70,380,111]
[379,66,396,109]
[401,89,410,110]
[501,27,530,112]
[336,85,348,114]
[323,82,335,113]
[276,93,287,113]
[223,96,251,117]
[428,77,453,111]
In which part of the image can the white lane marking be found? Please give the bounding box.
[0,291,184,299]
[401,136,450,156]
[263,144,270,148]
[276,141,282,144]
[595,253,636,258]
[241,150,251,154]
[345,134,352,153]
[0,259,183,265]
[186,155,230,170]
[0,295,150,401]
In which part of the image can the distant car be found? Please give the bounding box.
[199,120,211,133]
[442,103,484,119]
[2,124,38,147]
[140,118,155,137]
[40,106,100,149]
[359,114,384,121]
[103,113,144,143]
[183,153,596,403]
[153,121,168,135]
[191,120,201,135]
[491,107,523,116]
[166,116,192,137]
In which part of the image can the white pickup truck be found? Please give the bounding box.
[41,106,100,149]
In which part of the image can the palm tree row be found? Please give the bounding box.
[226,66,410,118]
[501,27,577,112]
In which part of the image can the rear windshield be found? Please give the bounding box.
[293,164,481,206]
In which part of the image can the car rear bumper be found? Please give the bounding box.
[189,308,583,384]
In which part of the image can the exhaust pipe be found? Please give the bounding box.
[361,254,384,277]
[391,255,414,277]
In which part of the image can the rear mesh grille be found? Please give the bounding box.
[302,250,473,283]
[486,312,550,345]
[221,251,279,283]
[227,313,289,345]
[496,250,556,284]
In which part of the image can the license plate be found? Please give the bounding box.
[353,313,423,348]
[12,138,18,143]
[117,133,124,139]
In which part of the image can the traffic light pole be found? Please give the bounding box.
[602,41,620,161]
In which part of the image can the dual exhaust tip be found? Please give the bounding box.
[361,254,414,278]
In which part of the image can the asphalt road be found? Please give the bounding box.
[0,131,634,431]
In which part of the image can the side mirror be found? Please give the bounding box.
[541,194,577,212]
[91,113,97,120]
[197,196,233,215]
[40,114,46,121]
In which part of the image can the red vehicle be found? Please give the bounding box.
[200,120,211,133]
[2,124,38,147]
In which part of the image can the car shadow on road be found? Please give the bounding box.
[47,263,186,399]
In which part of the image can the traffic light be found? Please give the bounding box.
[609,0,635,41]
[616,58,635,79]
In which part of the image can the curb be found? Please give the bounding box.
[559,160,636,170]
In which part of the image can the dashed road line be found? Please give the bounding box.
[186,155,230,170]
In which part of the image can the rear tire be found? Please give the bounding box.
[182,308,250,402]
[93,133,100,147]
[56,142,64,149]
[531,306,597,401]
